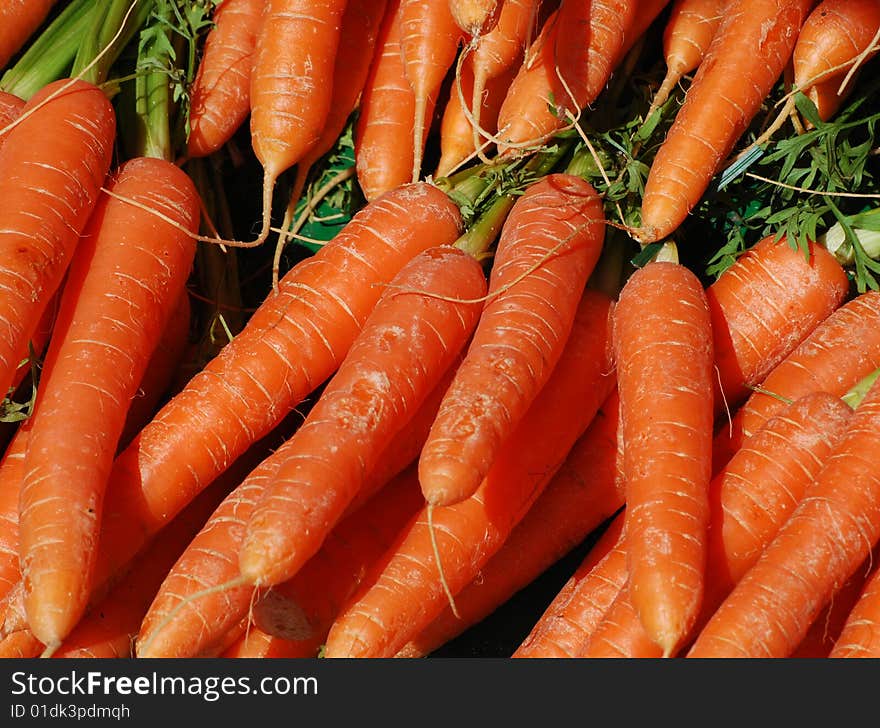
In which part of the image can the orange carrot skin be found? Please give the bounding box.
[0,428,28,601]
[323,289,616,658]
[689,378,880,658]
[355,0,432,200]
[398,390,625,657]
[615,261,714,655]
[470,0,538,84]
[0,0,56,69]
[187,0,266,158]
[830,559,880,657]
[514,511,626,658]
[663,0,725,76]
[88,183,461,604]
[0,91,24,149]
[53,479,231,659]
[638,0,814,242]
[0,629,42,658]
[18,157,199,647]
[793,0,880,121]
[0,79,116,403]
[221,627,319,658]
[450,0,501,37]
[713,289,880,469]
[707,235,850,417]
[420,174,605,506]
[250,0,347,179]
[239,247,487,587]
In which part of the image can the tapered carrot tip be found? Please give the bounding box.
[24,570,87,647]
[419,455,483,507]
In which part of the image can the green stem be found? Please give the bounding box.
[0,0,94,100]
[819,208,880,266]
[842,367,880,409]
[70,0,152,87]
[454,194,516,260]
[133,1,175,161]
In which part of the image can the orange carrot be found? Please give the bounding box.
[239,247,486,588]
[0,0,56,69]
[355,0,433,201]
[614,261,714,656]
[0,427,28,601]
[688,377,880,658]
[793,0,880,122]
[513,511,626,658]
[0,629,41,658]
[636,0,814,243]
[0,182,462,642]
[0,91,24,149]
[0,78,115,404]
[249,0,347,245]
[584,389,853,658]
[707,235,850,417]
[52,479,232,659]
[648,0,726,115]
[323,289,616,658]
[187,0,266,159]
[450,0,501,38]
[18,157,199,650]
[713,289,880,470]
[420,174,604,507]
[397,389,624,657]
[399,0,463,181]
[829,558,880,657]
[221,626,318,658]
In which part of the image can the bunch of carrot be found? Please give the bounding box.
[0,0,877,661]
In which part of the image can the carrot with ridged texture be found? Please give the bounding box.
[450,0,501,38]
[0,78,115,404]
[614,261,714,657]
[0,427,29,601]
[829,556,880,657]
[17,157,199,650]
[0,182,462,643]
[186,0,266,159]
[688,377,880,658]
[248,0,347,247]
[706,235,850,417]
[420,175,604,507]
[399,0,462,182]
[0,90,24,148]
[323,289,616,658]
[239,247,486,588]
[647,0,725,115]
[513,511,626,658]
[583,390,853,657]
[0,1,57,69]
[713,288,880,470]
[636,0,814,243]
[397,390,624,657]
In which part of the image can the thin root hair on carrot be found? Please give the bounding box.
[427,504,462,620]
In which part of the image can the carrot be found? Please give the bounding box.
[0,182,462,642]
[17,157,199,650]
[323,289,616,658]
[467,0,539,159]
[118,290,192,451]
[399,0,463,182]
[495,0,668,155]
[355,0,434,201]
[829,557,880,657]
[397,389,624,657]
[0,90,24,148]
[0,0,57,69]
[584,389,853,658]
[513,511,626,658]
[52,479,232,659]
[186,0,266,159]
[636,0,814,243]
[0,78,115,404]
[713,289,880,470]
[277,0,389,253]
[450,0,501,38]
[614,260,714,656]
[419,174,604,507]
[0,427,29,601]
[239,247,486,588]
[248,0,347,246]
[707,235,850,417]
[137,459,423,659]
[0,629,41,658]
[647,0,726,116]
[436,59,513,177]
[688,376,880,658]
[793,0,880,123]
[221,626,318,658]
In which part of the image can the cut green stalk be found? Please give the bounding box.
[0,0,94,100]
[819,208,880,267]
[454,194,516,261]
[842,366,880,410]
[71,0,153,87]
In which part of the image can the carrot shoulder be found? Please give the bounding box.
[614,261,714,656]
[323,289,616,658]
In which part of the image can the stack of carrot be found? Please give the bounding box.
[0,0,877,660]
